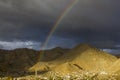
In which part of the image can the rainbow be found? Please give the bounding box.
[39,0,79,60]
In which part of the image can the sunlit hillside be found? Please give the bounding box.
[0,44,120,79]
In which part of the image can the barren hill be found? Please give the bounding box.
[29,43,118,75]
[0,43,120,77]
[107,59,120,74]
[70,44,117,72]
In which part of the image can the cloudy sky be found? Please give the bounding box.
[0,0,120,53]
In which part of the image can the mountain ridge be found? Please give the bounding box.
[0,47,69,76]
[0,43,120,77]
[29,43,118,75]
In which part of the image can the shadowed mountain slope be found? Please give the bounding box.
[0,47,69,76]
[39,47,70,61]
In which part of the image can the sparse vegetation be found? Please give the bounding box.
[0,71,119,80]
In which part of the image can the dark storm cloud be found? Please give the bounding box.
[0,0,70,41]
[0,0,120,50]
[53,0,120,49]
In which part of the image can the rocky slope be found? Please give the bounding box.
[0,43,120,77]
[0,48,39,76]
[0,47,69,76]
[29,43,119,75]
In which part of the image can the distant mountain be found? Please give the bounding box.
[0,48,39,76]
[29,43,119,75]
[1,43,120,77]
[0,47,69,76]
[71,44,117,69]
[39,47,70,61]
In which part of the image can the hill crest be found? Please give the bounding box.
[29,43,118,75]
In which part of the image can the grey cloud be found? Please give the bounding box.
[59,0,120,29]
[0,0,119,50]
[0,41,41,50]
